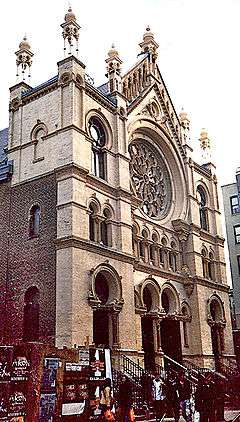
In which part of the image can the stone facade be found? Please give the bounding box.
[0,18,234,371]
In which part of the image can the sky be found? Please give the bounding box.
[1,0,239,189]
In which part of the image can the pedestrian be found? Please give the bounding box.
[195,372,216,422]
[141,372,153,405]
[117,375,134,422]
[215,376,226,422]
[177,371,192,422]
[165,370,179,420]
[152,374,167,422]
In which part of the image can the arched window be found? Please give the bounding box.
[139,239,145,260]
[100,209,112,247]
[150,233,158,266]
[197,186,208,231]
[89,203,98,242]
[143,286,153,312]
[140,229,148,262]
[162,291,170,314]
[169,241,177,272]
[169,253,177,272]
[160,237,167,268]
[23,287,40,342]
[202,248,208,278]
[208,252,215,281]
[132,225,139,258]
[29,205,40,238]
[89,117,106,180]
[31,124,47,161]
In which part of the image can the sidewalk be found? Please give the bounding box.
[136,409,240,421]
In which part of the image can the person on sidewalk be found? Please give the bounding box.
[118,375,133,422]
[215,376,226,422]
[176,371,192,422]
[195,372,216,422]
[152,374,167,422]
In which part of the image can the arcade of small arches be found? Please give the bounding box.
[132,224,179,273]
[201,246,215,281]
[88,199,114,247]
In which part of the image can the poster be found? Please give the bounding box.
[39,393,56,422]
[62,361,89,416]
[11,346,30,382]
[0,346,12,382]
[41,358,59,391]
[89,348,105,380]
[79,350,89,366]
[88,349,112,416]
[0,389,8,418]
[62,402,85,416]
[8,383,26,418]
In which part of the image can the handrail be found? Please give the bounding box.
[164,354,198,383]
[232,411,240,422]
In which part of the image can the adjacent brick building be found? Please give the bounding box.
[0,7,235,371]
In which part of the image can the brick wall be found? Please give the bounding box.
[0,181,11,342]
[1,173,57,345]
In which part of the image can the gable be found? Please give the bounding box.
[127,82,185,158]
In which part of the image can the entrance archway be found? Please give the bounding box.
[89,264,124,349]
[141,286,155,371]
[93,273,110,347]
[160,286,182,363]
[208,297,225,371]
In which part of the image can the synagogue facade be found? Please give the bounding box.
[0,8,234,371]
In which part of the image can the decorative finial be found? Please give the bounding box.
[105,43,123,93]
[139,26,159,63]
[179,108,190,130]
[61,6,80,57]
[15,35,34,82]
[107,43,119,59]
[199,128,211,163]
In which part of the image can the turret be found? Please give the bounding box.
[61,6,80,57]
[105,44,123,93]
[15,35,34,82]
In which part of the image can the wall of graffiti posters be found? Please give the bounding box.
[0,345,30,421]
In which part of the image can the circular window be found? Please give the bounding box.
[95,273,109,304]
[89,117,106,147]
[129,140,172,219]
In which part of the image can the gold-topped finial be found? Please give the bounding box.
[199,128,211,163]
[107,43,119,59]
[65,5,76,23]
[179,108,190,131]
[19,35,31,51]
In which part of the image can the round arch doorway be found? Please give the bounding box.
[141,286,155,371]
[209,298,225,371]
[90,267,123,349]
[160,288,182,363]
[93,273,110,347]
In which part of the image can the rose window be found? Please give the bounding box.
[129,140,172,219]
